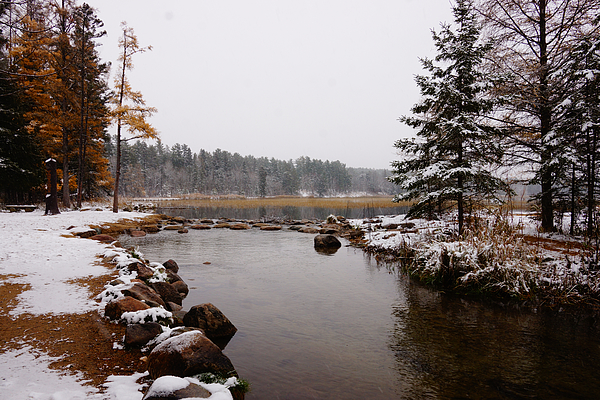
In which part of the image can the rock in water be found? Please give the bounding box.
[147,330,236,379]
[314,234,342,249]
[183,303,238,340]
[163,259,179,273]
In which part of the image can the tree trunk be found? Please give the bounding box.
[538,0,554,232]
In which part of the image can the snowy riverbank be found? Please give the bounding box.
[0,207,235,400]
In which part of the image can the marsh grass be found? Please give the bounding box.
[140,195,407,211]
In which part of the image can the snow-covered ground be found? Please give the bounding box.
[0,207,235,400]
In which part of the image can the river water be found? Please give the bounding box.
[119,226,600,399]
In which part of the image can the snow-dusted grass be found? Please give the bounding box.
[359,212,600,306]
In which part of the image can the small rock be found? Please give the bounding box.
[190,224,212,230]
[183,303,237,340]
[314,234,342,249]
[127,262,155,281]
[171,280,189,297]
[125,322,163,348]
[260,225,282,231]
[122,282,166,308]
[163,259,179,273]
[104,296,150,320]
[229,223,250,230]
[89,234,116,242]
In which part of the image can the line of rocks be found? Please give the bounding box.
[98,252,243,399]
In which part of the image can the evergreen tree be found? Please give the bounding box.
[0,1,45,201]
[72,3,109,206]
[390,0,507,234]
[553,15,600,236]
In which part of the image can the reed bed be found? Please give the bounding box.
[139,195,408,210]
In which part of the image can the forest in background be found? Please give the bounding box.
[109,139,396,198]
[0,1,393,205]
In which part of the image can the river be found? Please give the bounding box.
[118,224,600,399]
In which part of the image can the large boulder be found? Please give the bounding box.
[104,296,150,320]
[122,282,166,308]
[125,322,163,348]
[183,303,237,340]
[314,234,342,249]
[142,376,211,400]
[152,281,183,307]
[147,330,236,379]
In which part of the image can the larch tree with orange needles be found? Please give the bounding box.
[110,22,158,213]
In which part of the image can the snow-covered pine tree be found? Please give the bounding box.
[553,15,600,236]
[389,0,507,235]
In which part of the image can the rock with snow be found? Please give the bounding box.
[314,234,342,249]
[163,259,179,273]
[147,331,236,379]
[105,296,150,320]
[125,322,163,348]
[183,303,238,340]
[152,281,183,307]
[122,282,167,308]
[127,262,155,281]
[142,375,212,399]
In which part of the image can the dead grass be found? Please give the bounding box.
[150,195,407,210]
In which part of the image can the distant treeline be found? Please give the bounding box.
[107,138,396,198]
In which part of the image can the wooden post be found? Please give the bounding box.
[45,159,61,215]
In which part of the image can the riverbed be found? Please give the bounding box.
[119,226,600,399]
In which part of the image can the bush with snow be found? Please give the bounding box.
[365,213,600,304]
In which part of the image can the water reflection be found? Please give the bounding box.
[119,228,600,399]
[156,205,408,220]
[390,282,600,399]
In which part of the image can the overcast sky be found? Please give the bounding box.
[92,0,453,170]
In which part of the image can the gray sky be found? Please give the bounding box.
[93,0,453,170]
